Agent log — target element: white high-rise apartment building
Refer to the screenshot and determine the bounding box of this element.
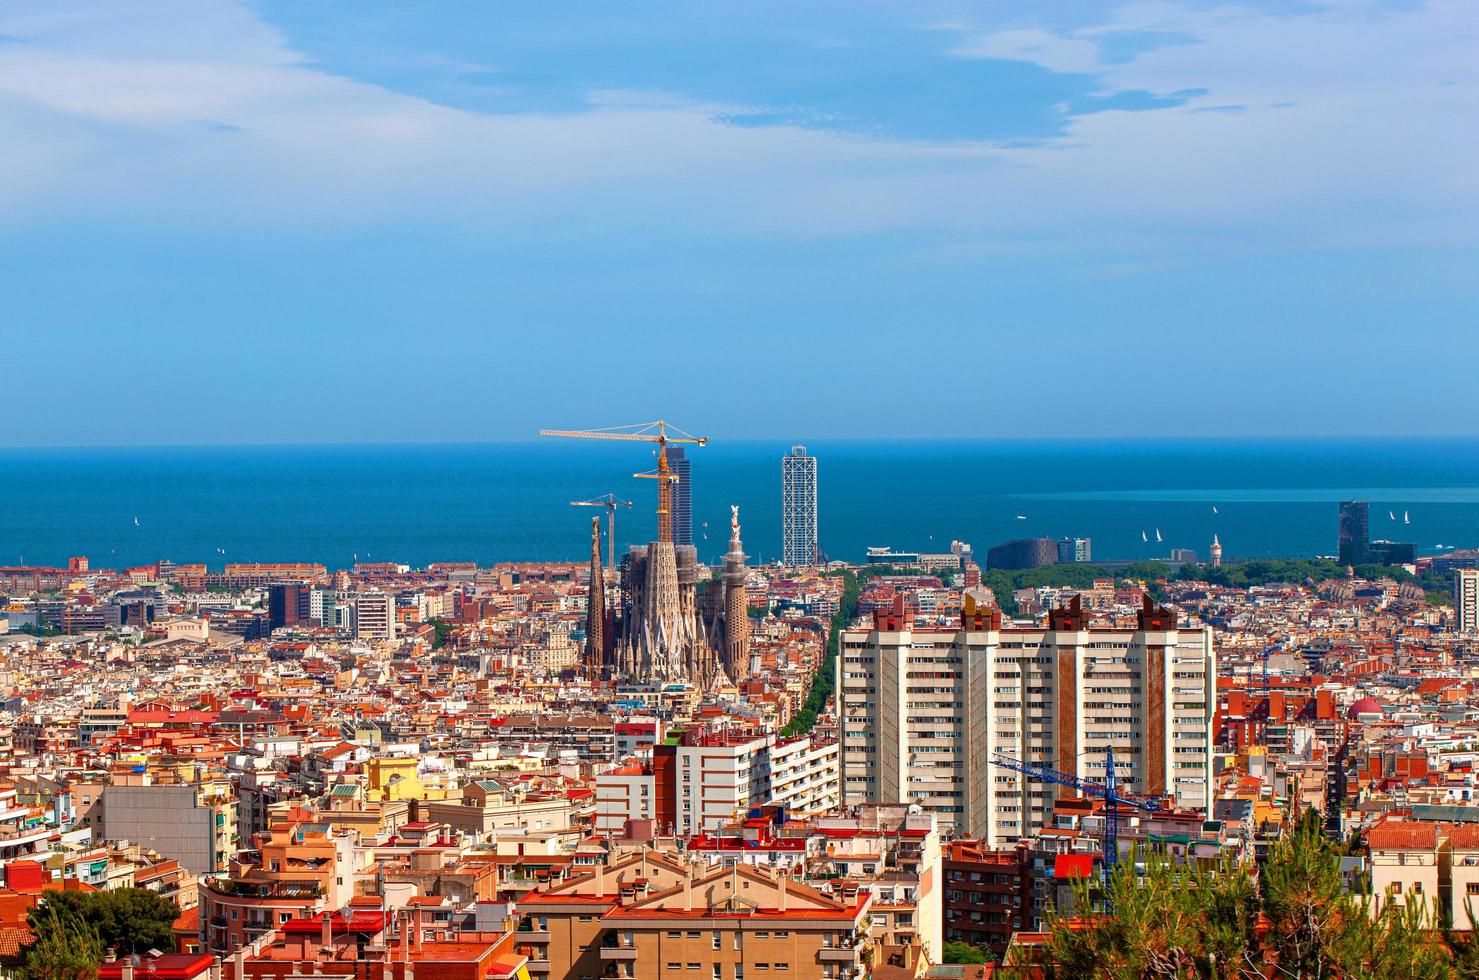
[838,596,1215,846]
[353,590,397,641]
[781,445,818,567]
[1457,569,1479,633]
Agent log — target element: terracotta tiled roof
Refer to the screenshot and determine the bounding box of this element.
[1449,825,1479,850]
[1367,821,1439,850]
[0,927,36,960]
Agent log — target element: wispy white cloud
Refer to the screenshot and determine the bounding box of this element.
[0,0,1474,253]
[950,28,1102,73]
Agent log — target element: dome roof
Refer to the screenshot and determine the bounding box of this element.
[1348,696,1383,719]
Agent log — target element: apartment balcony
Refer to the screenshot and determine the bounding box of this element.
[818,934,869,962]
[599,939,638,961]
[526,959,550,975]
[819,945,863,962]
[517,927,551,943]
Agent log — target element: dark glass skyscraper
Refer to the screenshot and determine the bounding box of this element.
[1338,500,1369,565]
[669,446,693,548]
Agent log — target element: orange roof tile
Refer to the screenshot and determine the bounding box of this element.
[1368,821,1439,850]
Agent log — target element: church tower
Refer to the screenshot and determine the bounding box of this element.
[1210,534,1223,568]
[721,505,750,680]
[585,516,605,672]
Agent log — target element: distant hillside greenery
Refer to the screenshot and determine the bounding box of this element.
[779,556,1453,734]
[980,558,1452,615]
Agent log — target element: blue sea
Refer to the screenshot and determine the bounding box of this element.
[3,439,1479,571]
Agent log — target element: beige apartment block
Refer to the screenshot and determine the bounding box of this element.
[839,595,1215,844]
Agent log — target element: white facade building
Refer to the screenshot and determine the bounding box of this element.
[594,731,840,836]
[353,590,397,641]
[1457,568,1479,633]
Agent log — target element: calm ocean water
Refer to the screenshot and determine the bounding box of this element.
[2,439,1479,571]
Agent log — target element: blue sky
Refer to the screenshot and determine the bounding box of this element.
[1,0,1475,445]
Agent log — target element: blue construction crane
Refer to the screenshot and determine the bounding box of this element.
[989,745,1160,886]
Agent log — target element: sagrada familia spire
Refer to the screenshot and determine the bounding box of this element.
[616,540,716,684]
[584,516,605,672]
[718,505,751,680]
[544,421,715,684]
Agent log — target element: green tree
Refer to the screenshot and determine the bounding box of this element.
[1043,808,1453,979]
[427,617,454,649]
[941,940,991,964]
[39,888,180,955]
[18,905,103,980]
[781,567,883,737]
[1045,853,1257,978]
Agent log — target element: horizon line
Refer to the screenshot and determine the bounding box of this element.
[6,434,1479,452]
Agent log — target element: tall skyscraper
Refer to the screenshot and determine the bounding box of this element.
[781,445,818,567]
[1338,500,1370,565]
[1457,569,1479,634]
[668,446,693,548]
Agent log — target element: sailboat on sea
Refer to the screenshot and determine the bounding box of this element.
[1155,528,1163,542]
[1141,531,1148,543]
[1404,510,1411,524]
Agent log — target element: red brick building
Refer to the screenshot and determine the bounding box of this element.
[941,840,1031,957]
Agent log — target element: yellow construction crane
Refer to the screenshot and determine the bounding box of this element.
[539,420,708,544]
[570,493,633,568]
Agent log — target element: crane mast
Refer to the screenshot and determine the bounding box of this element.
[988,745,1159,891]
[570,494,633,569]
[540,420,708,545]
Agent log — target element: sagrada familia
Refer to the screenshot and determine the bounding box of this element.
[582,502,751,688]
